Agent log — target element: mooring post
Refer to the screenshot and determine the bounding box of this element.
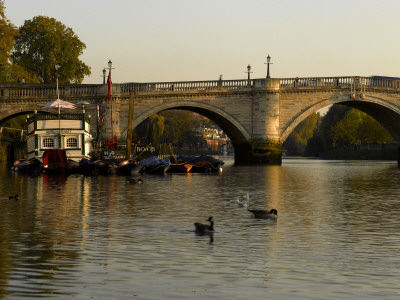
[126,89,135,160]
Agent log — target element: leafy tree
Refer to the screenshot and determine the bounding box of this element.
[0,63,39,82]
[283,112,320,155]
[0,0,17,77]
[12,16,91,83]
[0,0,17,64]
[134,110,202,149]
[134,114,165,145]
[304,105,393,156]
[331,109,363,147]
[149,114,165,145]
[161,110,200,149]
[358,114,392,144]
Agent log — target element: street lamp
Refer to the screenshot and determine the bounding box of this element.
[246,64,253,87]
[265,55,272,78]
[108,59,113,74]
[102,68,106,84]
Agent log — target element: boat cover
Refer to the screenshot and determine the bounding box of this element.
[177,155,224,166]
[43,149,70,170]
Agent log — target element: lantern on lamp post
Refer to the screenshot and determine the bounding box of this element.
[246,64,253,87]
[265,55,272,78]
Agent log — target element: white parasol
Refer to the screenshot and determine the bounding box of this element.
[43,98,77,111]
[43,99,76,135]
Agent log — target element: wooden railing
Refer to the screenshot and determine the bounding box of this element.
[1,76,400,101]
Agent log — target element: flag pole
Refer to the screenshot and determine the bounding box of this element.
[57,76,61,142]
[107,60,113,137]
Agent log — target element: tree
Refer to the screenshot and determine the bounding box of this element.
[12,16,91,83]
[149,114,165,145]
[331,109,363,147]
[283,112,320,155]
[0,1,17,72]
[358,114,392,144]
[161,110,199,149]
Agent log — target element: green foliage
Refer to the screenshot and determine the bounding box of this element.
[331,109,363,147]
[0,0,18,81]
[0,63,39,82]
[283,112,320,155]
[134,110,202,149]
[12,16,91,83]
[161,110,200,148]
[149,114,165,145]
[0,0,17,66]
[358,114,392,144]
[303,105,393,157]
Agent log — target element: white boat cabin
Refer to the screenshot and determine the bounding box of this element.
[26,112,93,161]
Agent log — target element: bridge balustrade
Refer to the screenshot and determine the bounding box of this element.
[2,76,400,101]
[280,77,354,88]
[120,79,252,94]
[0,83,102,99]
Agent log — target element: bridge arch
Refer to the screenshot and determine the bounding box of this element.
[280,96,400,142]
[128,100,253,163]
[0,104,49,123]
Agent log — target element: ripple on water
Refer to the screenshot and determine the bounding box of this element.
[1,160,400,299]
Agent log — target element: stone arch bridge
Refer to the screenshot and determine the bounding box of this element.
[1,76,400,164]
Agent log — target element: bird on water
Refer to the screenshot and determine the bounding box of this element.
[248,209,278,220]
[194,216,214,234]
[9,194,18,200]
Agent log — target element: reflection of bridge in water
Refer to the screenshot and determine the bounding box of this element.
[1,76,400,164]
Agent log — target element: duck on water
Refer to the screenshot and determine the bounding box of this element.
[194,216,214,234]
[248,209,278,220]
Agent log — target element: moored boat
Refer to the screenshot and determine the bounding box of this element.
[177,155,224,173]
[116,160,142,176]
[11,158,43,175]
[139,156,171,174]
[166,162,193,174]
[42,149,70,174]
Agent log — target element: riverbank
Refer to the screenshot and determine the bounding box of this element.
[313,148,397,160]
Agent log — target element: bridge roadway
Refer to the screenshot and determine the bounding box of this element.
[1,76,400,164]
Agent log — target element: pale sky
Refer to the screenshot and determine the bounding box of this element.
[4,0,400,84]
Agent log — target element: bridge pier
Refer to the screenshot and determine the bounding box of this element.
[235,78,282,165]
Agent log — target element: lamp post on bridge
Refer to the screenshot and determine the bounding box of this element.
[246,64,253,87]
[265,54,272,78]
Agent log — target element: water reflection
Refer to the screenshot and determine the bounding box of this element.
[1,159,400,299]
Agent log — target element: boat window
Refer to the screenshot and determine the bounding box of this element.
[43,137,55,148]
[66,137,78,148]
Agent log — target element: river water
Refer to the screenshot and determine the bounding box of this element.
[1,158,400,299]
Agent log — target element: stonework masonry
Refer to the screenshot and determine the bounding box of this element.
[2,76,400,164]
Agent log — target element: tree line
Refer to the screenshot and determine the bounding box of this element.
[133,110,216,150]
[1,1,394,159]
[0,1,90,83]
[283,105,394,158]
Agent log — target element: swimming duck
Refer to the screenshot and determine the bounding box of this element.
[9,194,18,200]
[194,216,214,234]
[229,193,249,208]
[248,209,278,220]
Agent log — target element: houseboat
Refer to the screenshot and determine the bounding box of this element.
[26,111,93,162]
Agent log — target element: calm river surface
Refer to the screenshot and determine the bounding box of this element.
[1,158,400,299]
